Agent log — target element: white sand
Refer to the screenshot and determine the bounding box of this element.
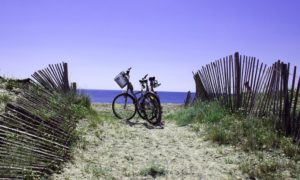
[52,105,247,180]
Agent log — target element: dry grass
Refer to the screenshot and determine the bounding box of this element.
[166,101,300,179]
[52,104,246,179]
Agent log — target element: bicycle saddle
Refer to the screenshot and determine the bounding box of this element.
[149,77,155,81]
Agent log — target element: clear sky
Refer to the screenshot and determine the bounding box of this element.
[0,0,299,92]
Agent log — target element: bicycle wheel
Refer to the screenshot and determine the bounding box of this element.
[112,93,137,120]
[137,96,148,120]
[138,92,162,124]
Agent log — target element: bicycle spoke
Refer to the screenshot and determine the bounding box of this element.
[112,93,136,120]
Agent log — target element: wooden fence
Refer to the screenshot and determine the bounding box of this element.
[194,52,300,141]
[0,62,77,178]
[32,62,70,92]
[184,91,192,107]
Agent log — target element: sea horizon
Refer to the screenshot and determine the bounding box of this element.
[78,88,195,93]
[78,89,195,104]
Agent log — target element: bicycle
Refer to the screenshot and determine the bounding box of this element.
[137,76,163,124]
[136,75,162,124]
[112,68,162,125]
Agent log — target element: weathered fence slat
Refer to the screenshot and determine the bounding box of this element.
[0,62,76,178]
[193,52,300,142]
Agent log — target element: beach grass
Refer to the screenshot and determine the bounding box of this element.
[165,101,300,179]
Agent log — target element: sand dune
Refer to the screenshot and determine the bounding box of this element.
[52,104,246,180]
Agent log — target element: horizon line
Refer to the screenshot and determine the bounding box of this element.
[77,88,195,93]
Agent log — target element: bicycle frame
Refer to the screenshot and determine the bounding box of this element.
[123,71,146,104]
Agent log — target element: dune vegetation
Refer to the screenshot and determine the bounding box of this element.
[2,75,300,179]
[165,101,300,179]
[52,103,249,179]
[0,77,97,179]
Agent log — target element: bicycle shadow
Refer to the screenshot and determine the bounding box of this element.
[125,119,164,130]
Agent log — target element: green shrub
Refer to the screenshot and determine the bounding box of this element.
[84,164,110,178]
[70,104,89,119]
[205,114,243,145]
[5,80,22,90]
[165,101,226,126]
[139,164,166,178]
[167,100,300,179]
[197,101,226,123]
[75,94,91,109]
[23,169,42,180]
[168,101,299,152]
[280,137,300,158]
[46,92,93,120]
[164,105,200,126]
[0,94,11,104]
[241,118,279,151]
[240,155,296,180]
[206,115,280,151]
[86,110,104,129]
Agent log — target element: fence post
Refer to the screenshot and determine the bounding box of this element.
[71,82,77,92]
[234,52,241,110]
[184,91,191,107]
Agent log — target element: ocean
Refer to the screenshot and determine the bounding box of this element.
[78,89,195,104]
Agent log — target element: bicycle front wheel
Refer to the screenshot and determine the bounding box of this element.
[112,93,137,120]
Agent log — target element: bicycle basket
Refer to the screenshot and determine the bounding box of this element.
[114,71,128,89]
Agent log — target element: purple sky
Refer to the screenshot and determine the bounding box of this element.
[0,0,299,92]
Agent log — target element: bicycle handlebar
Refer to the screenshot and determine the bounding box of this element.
[126,67,132,75]
[143,74,148,80]
[122,68,161,90]
[149,76,161,89]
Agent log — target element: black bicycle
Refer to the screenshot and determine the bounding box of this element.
[137,75,162,124]
[112,68,162,125]
[140,76,162,123]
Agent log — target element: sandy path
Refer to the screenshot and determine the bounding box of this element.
[52,105,246,180]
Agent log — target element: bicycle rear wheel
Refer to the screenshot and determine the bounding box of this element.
[138,93,162,125]
[137,96,148,120]
[112,93,137,120]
